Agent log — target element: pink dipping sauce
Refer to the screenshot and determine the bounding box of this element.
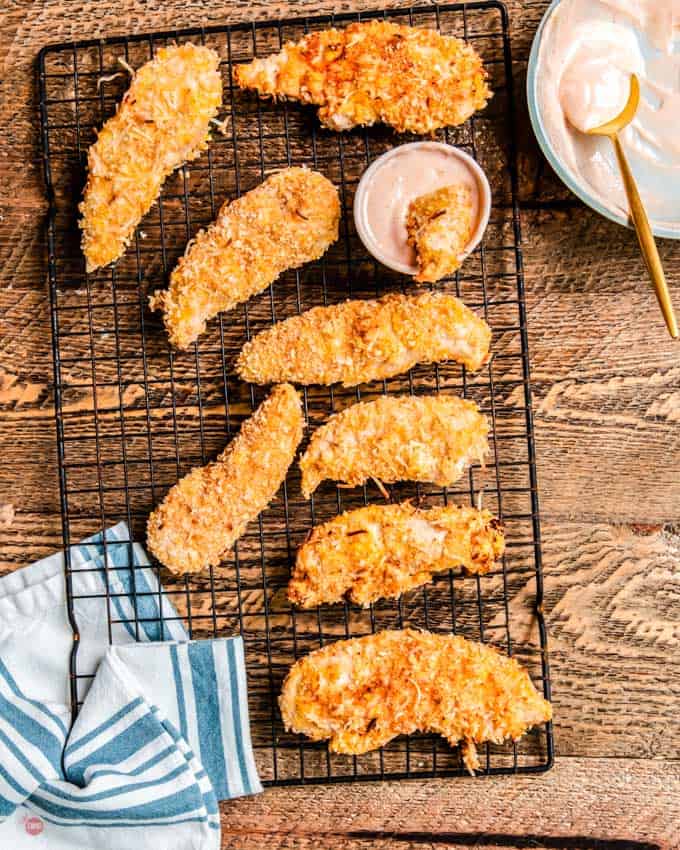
[357,143,483,272]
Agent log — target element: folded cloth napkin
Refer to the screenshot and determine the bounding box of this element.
[0,523,262,849]
[0,522,188,708]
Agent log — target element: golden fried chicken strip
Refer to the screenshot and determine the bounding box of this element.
[147,384,302,574]
[235,21,491,134]
[299,394,489,498]
[280,629,552,771]
[289,502,504,608]
[407,184,476,283]
[149,168,340,349]
[80,44,222,272]
[237,291,490,387]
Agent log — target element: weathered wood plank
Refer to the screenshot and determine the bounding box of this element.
[217,756,680,849]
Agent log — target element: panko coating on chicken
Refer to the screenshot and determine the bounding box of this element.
[299,394,489,498]
[234,21,491,134]
[80,44,222,272]
[147,384,303,574]
[279,629,552,772]
[150,168,340,349]
[406,184,477,283]
[237,291,491,387]
[289,501,505,608]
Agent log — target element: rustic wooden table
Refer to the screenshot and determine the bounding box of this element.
[1,1,679,847]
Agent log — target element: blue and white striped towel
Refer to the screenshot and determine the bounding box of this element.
[0,523,261,849]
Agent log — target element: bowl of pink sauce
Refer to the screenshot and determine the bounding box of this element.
[353,141,492,276]
[527,0,680,239]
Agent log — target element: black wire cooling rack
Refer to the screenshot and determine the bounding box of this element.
[38,1,553,785]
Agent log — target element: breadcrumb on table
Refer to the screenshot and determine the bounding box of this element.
[299,393,489,498]
[149,167,340,349]
[80,43,222,272]
[236,291,491,387]
[407,184,476,283]
[146,383,303,575]
[235,20,491,134]
[288,501,505,608]
[279,629,552,772]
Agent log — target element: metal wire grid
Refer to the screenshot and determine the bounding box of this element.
[38,1,553,786]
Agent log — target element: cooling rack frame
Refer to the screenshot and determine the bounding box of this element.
[39,0,554,786]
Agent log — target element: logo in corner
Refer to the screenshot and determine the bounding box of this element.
[24,815,44,836]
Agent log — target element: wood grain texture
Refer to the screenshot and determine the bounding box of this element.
[1,1,679,847]
[219,757,680,849]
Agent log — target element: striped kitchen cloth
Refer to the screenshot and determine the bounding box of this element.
[0,523,261,849]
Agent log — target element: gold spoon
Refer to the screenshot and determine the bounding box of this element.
[586,74,678,339]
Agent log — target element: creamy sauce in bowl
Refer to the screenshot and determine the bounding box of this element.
[559,39,633,132]
[353,142,491,274]
[533,0,680,235]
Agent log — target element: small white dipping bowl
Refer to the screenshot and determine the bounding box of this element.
[353,141,492,276]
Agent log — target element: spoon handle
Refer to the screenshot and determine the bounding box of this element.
[612,134,678,339]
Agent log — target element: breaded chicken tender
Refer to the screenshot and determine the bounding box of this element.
[235,21,491,134]
[280,629,552,772]
[149,168,340,349]
[407,184,476,283]
[237,291,490,387]
[80,44,222,272]
[299,394,489,498]
[147,384,302,574]
[289,501,505,608]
